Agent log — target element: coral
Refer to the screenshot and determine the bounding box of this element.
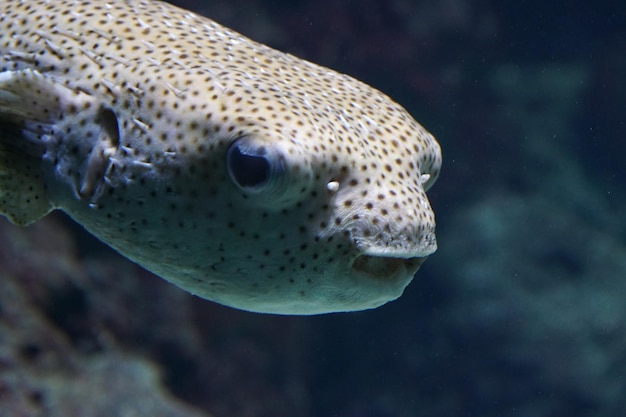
[0,217,209,417]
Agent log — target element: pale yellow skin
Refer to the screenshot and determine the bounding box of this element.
[0,0,441,314]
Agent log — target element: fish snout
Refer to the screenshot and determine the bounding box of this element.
[343,212,436,281]
[338,191,438,255]
[347,211,437,257]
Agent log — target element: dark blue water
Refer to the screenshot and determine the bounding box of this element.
[182,1,626,416]
[1,1,624,416]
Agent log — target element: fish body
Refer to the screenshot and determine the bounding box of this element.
[0,0,441,314]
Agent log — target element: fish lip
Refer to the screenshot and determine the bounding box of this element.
[347,223,438,260]
[351,253,426,281]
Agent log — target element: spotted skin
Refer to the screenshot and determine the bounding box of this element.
[0,0,442,314]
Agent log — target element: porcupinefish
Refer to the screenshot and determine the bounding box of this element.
[0,0,441,314]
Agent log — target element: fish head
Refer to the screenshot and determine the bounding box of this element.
[0,0,442,315]
[168,73,442,314]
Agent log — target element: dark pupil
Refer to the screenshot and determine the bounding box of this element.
[228,144,270,187]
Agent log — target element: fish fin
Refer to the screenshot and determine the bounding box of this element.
[0,69,70,225]
[0,69,77,121]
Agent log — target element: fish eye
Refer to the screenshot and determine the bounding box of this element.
[227,139,284,193]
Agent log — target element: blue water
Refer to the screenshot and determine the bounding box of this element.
[1,1,624,416]
[178,1,626,416]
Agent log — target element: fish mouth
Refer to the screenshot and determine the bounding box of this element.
[351,254,426,280]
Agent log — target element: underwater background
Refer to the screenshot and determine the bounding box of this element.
[1,0,625,416]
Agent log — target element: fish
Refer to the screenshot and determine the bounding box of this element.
[0,0,442,315]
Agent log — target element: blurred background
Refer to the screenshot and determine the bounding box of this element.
[1,0,625,416]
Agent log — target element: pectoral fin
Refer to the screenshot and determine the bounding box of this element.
[0,69,89,225]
